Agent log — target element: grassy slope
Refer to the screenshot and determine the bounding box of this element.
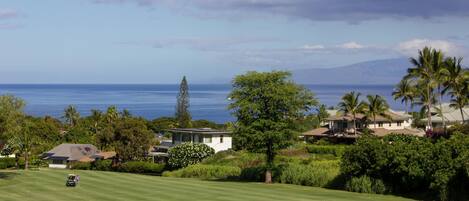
[0,169,414,201]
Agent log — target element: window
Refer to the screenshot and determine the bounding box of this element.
[397,121,402,126]
[389,122,392,127]
[198,134,203,143]
[378,122,383,127]
[220,135,224,143]
[52,160,63,164]
[182,134,192,142]
[203,135,212,143]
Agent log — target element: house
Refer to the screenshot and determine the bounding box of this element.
[42,144,115,168]
[422,103,469,128]
[166,128,232,152]
[303,109,424,141]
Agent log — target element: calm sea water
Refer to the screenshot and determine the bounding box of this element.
[0,84,403,123]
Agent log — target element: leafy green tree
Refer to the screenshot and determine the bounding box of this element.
[364,95,390,129]
[64,125,94,144]
[105,105,119,124]
[63,105,80,127]
[337,91,366,135]
[175,76,191,128]
[392,79,415,113]
[148,117,177,135]
[167,143,214,169]
[113,118,153,162]
[228,71,317,183]
[0,95,26,169]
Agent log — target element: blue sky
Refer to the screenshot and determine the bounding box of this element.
[0,0,468,83]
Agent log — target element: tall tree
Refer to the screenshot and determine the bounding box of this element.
[405,47,438,130]
[0,95,26,169]
[364,95,390,128]
[412,86,437,124]
[392,79,415,113]
[444,57,468,123]
[113,118,153,162]
[63,105,80,127]
[432,50,448,130]
[228,71,317,183]
[175,76,191,128]
[337,91,366,135]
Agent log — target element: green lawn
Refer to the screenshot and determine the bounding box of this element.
[0,169,414,201]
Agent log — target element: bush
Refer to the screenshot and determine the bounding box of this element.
[94,160,112,171]
[341,134,469,200]
[0,158,16,169]
[117,161,165,174]
[306,145,347,157]
[279,160,340,187]
[168,143,215,169]
[70,162,92,170]
[345,176,387,194]
[163,164,241,180]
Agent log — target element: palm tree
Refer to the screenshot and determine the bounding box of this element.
[338,91,366,135]
[412,86,437,126]
[90,109,103,134]
[105,106,119,124]
[432,50,448,130]
[392,79,415,113]
[405,47,438,130]
[444,57,469,123]
[364,95,390,128]
[315,104,329,127]
[63,105,80,127]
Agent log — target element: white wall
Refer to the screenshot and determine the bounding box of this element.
[49,164,67,169]
[172,134,232,152]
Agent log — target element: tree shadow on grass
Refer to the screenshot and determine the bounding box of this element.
[0,172,19,180]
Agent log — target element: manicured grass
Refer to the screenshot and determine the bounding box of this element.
[0,169,414,201]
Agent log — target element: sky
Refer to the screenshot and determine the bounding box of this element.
[0,0,468,84]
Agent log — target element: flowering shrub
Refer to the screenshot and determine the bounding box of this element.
[168,143,215,169]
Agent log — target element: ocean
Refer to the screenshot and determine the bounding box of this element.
[0,84,403,123]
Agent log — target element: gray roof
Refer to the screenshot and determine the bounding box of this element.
[43,144,98,161]
[167,128,231,135]
[423,104,469,123]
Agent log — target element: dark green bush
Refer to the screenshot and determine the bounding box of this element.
[70,162,92,170]
[345,175,387,194]
[118,161,165,173]
[0,158,16,169]
[168,143,215,169]
[94,160,112,171]
[163,164,241,180]
[117,161,165,174]
[341,134,469,200]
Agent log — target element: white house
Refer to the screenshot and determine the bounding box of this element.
[303,109,424,140]
[168,128,232,152]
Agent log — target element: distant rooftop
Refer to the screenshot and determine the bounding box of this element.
[167,128,231,135]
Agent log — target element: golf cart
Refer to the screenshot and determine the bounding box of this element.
[66,174,80,187]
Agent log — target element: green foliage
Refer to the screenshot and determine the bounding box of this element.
[117,161,165,174]
[94,160,112,171]
[448,123,469,135]
[113,118,153,162]
[70,162,92,170]
[306,145,347,157]
[228,71,317,182]
[341,134,469,200]
[175,76,191,128]
[279,161,340,187]
[148,117,177,134]
[163,164,241,180]
[0,158,17,169]
[345,175,387,194]
[191,119,223,129]
[64,125,95,144]
[63,105,80,127]
[168,143,215,169]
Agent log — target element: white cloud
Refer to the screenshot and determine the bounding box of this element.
[339,41,364,49]
[397,38,462,56]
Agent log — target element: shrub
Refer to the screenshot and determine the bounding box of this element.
[94,160,112,171]
[345,176,373,193]
[163,164,241,180]
[168,143,215,169]
[70,162,92,170]
[279,160,340,187]
[0,158,16,169]
[117,161,165,174]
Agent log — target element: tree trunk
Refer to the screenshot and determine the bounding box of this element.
[427,87,433,131]
[460,108,466,124]
[24,151,29,170]
[265,139,273,184]
[438,86,446,133]
[373,116,376,129]
[353,114,356,135]
[15,154,19,169]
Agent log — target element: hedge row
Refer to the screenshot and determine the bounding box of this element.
[163,164,241,180]
[71,160,165,174]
